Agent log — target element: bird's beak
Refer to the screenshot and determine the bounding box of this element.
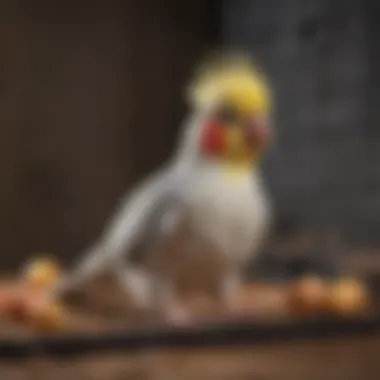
[244,114,271,150]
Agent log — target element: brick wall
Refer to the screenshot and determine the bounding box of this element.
[223,0,378,245]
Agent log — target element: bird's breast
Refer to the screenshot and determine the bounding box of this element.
[180,164,269,259]
[149,164,270,292]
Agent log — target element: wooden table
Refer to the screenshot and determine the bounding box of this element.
[0,268,379,380]
[0,334,379,380]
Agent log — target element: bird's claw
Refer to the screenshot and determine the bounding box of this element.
[162,303,194,326]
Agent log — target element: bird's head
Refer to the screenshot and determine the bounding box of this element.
[187,53,272,169]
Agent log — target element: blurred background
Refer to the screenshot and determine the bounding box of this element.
[0,0,219,267]
[0,0,377,262]
[0,0,380,378]
[0,0,378,272]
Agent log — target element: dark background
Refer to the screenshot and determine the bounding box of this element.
[0,0,218,266]
[0,0,378,268]
[223,0,380,246]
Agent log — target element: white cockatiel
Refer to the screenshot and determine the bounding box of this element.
[52,53,273,322]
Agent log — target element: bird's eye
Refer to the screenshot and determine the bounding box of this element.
[215,104,238,124]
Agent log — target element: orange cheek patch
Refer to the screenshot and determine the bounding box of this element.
[200,121,225,156]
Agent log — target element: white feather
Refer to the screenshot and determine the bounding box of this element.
[147,162,271,293]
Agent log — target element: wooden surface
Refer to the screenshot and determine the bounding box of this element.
[0,335,379,380]
[0,277,379,379]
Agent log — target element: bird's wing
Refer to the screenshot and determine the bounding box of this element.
[52,165,187,294]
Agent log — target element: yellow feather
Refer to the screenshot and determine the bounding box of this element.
[220,127,260,182]
[188,52,271,115]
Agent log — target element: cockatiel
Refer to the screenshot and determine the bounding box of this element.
[52,53,273,322]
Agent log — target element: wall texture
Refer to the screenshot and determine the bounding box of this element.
[223,0,378,245]
[0,0,219,267]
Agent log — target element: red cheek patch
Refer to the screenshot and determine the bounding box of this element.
[200,121,225,155]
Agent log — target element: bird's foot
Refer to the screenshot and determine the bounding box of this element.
[162,302,194,326]
[220,296,247,321]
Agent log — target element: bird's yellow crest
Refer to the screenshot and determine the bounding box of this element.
[188,53,271,115]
